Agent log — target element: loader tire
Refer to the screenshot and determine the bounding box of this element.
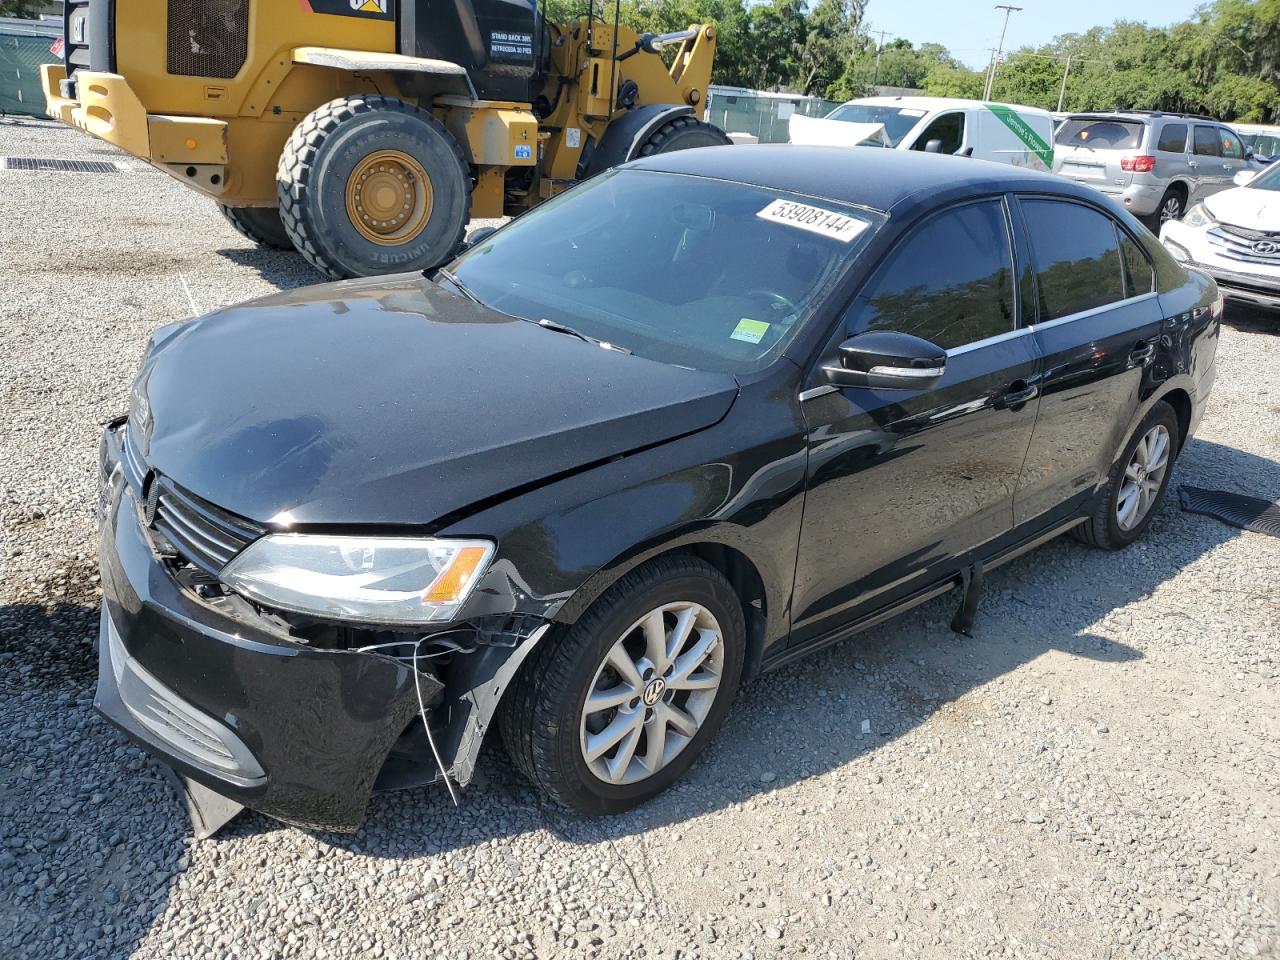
[219,205,295,251]
[634,116,732,158]
[277,95,469,279]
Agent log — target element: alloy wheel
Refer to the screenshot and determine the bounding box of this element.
[1116,424,1171,531]
[579,602,725,785]
[1160,196,1182,223]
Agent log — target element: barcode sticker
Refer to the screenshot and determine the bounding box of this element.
[756,199,869,243]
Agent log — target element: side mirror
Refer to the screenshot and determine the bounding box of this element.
[465,225,499,248]
[1234,169,1257,186]
[823,330,947,390]
[923,139,944,154]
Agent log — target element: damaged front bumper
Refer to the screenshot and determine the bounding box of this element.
[95,423,545,835]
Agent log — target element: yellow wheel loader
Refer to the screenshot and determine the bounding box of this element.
[41,0,729,278]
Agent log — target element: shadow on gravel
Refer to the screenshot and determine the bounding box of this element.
[1,437,1273,958]
[1223,302,1279,336]
[215,246,325,291]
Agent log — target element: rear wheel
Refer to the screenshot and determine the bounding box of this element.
[634,116,732,158]
[499,554,745,814]
[277,95,469,279]
[1074,400,1180,550]
[219,205,294,251]
[1155,187,1186,226]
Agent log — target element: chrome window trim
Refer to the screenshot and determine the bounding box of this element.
[1027,290,1159,333]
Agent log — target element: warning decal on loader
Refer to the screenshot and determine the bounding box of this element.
[305,0,395,20]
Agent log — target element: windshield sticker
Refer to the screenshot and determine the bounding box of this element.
[756,199,869,242]
[731,318,771,344]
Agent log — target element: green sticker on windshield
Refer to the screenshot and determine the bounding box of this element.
[731,318,770,344]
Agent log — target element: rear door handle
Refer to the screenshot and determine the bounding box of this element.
[1000,380,1038,408]
[1129,341,1156,364]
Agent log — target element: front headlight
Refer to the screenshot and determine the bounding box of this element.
[1183,202,1217,228]
[221,535,495,625]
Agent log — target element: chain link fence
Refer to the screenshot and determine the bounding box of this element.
[704,86,842,144]
[1,17,60,118]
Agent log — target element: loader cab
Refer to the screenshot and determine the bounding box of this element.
[400,0,547,102]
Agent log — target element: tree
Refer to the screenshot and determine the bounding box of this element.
[0,0,42,16]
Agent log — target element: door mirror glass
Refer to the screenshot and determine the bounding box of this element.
[1234,169,1257,187]
[824,331,946,390]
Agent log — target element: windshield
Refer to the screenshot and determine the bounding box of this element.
[448,170,880,373]
[823,104,926,146]
[1055,118,1144,149]
[1241,132,1280,157]
[1246,160,1280,191]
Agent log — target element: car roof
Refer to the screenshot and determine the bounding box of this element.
[842,95,1052,118]
[626,144,1093,214]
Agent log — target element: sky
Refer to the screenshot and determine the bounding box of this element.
[865,0,1206,70]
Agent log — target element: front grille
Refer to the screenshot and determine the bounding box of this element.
[123,425,260,574]
[152,480,260,575]
[167,0,249,79]
[1207,226,1280,266]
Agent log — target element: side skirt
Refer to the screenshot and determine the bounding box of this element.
[763,515,1087,673]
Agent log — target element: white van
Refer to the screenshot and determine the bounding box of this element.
[789,96,1056,172]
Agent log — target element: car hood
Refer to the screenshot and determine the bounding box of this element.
[131,274,738,527]
[1205,185,1280,228]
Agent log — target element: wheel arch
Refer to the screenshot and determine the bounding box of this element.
[580,104,693,178]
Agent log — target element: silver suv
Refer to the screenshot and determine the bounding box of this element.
[1053,111,1261,227]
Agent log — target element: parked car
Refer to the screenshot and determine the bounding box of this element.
[788,96,1056,171]
[1232,123,1280,163]
[1053,111,1264,227]
[96,146,1220,836]
[1160,160,1280,309]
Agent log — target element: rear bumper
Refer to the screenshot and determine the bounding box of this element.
[1053,171,1164,216]
[40,64,228,190]
[96,426,439,833]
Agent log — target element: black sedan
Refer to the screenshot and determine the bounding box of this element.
[96,146,1220,834]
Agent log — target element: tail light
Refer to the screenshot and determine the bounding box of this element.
[1120,155,1157,173]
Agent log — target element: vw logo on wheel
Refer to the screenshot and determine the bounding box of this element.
[1252,239,1280,256]
[642,678,667,707]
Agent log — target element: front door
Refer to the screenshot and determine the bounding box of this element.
[791,198,1041,646]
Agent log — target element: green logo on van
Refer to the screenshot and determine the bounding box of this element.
[985,104,1054,169]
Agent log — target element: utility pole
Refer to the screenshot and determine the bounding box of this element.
[871,29,889,88]
[983,4,1022,100]
[1056,51,1073,112]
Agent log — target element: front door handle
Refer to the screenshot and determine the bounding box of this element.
[1129,341,1156,365]
[1000,379,1038,408]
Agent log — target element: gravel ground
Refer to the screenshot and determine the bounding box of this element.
[1,118,1278,960]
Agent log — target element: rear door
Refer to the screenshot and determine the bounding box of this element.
[1218,126,1248,185]
[791,198,1041,645]
[1190,124,1224,200]
[1011,196,1164,526]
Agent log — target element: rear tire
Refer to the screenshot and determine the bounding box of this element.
[1074,400,1181,550]
[277,95,470,279]
[634,116,732,158]
[499,554,745,815]
[1154,187,1186,228]
[219,205,294,251]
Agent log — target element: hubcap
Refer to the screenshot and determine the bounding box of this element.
[579,602,724,785]
[1116,424,1171,531]
[345,150,434,246]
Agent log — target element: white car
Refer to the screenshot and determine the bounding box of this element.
[788,96,1056,172]
[1160,162,1280,310]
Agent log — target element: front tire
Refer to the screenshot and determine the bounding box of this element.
[277,95,470,279]
[634,116,732,158]
[1074,400,1180,550]
[499,554,745,814]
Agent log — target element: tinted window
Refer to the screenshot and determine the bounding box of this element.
[1193,125,1222,157]
[1156,123,1187,153]
[913,112,965,154]
[1056,118,1144,149]
[1021,199,1126,321]
[1220,128,1244,159]
[845,200,1014,349]
[1119,230,1154,296]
